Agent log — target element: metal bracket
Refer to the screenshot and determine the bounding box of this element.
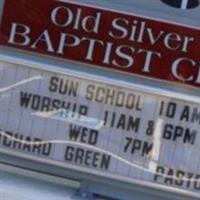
[72,183,95,200]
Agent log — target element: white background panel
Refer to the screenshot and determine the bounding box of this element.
[0,61,200,194]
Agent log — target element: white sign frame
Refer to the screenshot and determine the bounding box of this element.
[0,52,200,199]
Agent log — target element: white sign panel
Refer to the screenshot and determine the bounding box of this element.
[0,61,200,194]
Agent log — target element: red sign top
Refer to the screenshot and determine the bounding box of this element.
[0,0,200,88]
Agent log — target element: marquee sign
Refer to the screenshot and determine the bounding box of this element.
[0,61,200,194]
[0,0,200,88]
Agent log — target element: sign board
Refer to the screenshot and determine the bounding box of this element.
[0,0,200,88]
[0,61,200,194]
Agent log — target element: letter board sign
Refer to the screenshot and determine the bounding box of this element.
[0,61,200,194]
